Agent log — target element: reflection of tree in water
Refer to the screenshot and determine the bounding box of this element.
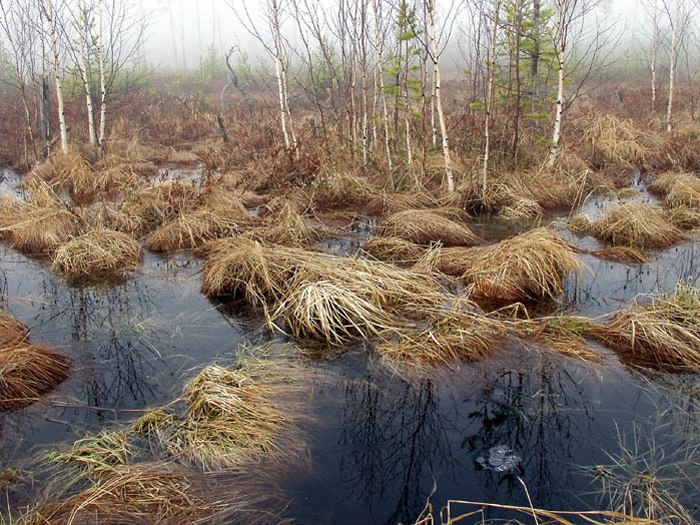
[36,276,166,411]
[463,352,594,508]
[338,363,459,525]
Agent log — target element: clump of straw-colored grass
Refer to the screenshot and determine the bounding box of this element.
[0,183,84,254]
[131,363,291,470]
[202,237,448,316]
[458,228,583,306]
[583,114,660,167]
[145,210,242,252]
[511,315,604,363]
[361,236,427,266]
[75,202,144,235]
[272,280,400,344]
[0,309,70,410]
[29,462,224,525]
[53,429,130,475]
[52,229,142,281]
[585,203,689,249]
[376,308,506,366]
[649,171,700,209]
[124,181,200,233]
[595,283,700,370]
[244,203,327,248]
[377,209,483,247]
[365,191,434,215]
[664,205,700,230]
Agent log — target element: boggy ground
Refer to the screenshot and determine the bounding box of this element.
[1,79,700,524]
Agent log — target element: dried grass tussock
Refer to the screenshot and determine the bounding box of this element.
[125,180,200,233]
[376,209,483,247]
[361,236,427,266]
[145,209,242,252]
[272,280,400,344]
[0,309,69,410]
[583,114,660,167]
[376,308,506,366]
[244,203,327,248]
[52,229,143,280]
[29,462,238,525]
[0,187,83,254]
[649,171,700,209]
[511,315,604,363]
[202,237,447,316]
[133,362,294,470]
[580,203,689,249]
[596,284,700,370]
[458,228,583,305]
[589,246,649,264]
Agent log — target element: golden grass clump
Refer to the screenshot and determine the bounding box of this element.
[511,315,604,363]
[75,202,144,235]
[376,309,506,366]
[29,462,224,525]
[272,280,400,344]
[583,114,660,167]
[596,283,700,370]
[458,228,583,306]
[202,237,448,315]
[201,237,293,306]
[0,309,70,410]
[649,171,700,209]
[586,203,689,249]
[145,209,242,252]
[124,181,201,233]
[243,203,327,248]
[376,209,483,247]
[51,229,143,281]
[360,236,427,266]
[664,205,700,230]
[365,191,434,215]
[131,363,291,470]
[0,187,83,255]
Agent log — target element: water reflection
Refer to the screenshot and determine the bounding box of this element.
[462,351,595,508]
[339,366,458,525]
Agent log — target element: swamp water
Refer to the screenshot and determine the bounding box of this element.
[1,169,700,524]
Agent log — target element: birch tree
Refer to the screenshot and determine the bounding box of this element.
[425,0,454,191]
[483,0,500,192]
[665,0,679,132]
[43,0,69,154]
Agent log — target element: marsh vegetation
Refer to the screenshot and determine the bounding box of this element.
[2,0,700,523]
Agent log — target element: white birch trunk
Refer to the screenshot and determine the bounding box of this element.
[483,0,500,192]
[650,0,658,111]
[272,0,295,149]
[46,0,69,155]
[371,0,392,171]
[77,0,97,146]
[546,0,565,167]
[666,0,679,133]
[428,0,453,192]
[97,0,107,147]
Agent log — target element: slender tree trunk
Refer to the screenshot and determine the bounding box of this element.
[40,76,51,156]
[650,0,657,111]
[46,0,69,154]
[97,0,107,147]
[77,0,97,146]
[360,0,369,165]
[483,0,501,193]
[169,0,179,69]
[546,0,565,166]
[427,0,453,192]
[271,0,296,149]
[666,0,679,133]
[371,0,392,171]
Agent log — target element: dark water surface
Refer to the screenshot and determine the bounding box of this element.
[1,170,699,524]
